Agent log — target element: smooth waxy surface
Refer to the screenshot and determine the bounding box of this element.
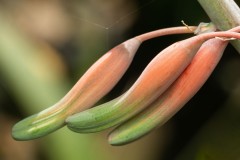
[12,26,197,140]
[109,39,228,145]
[66,36,206,133]
[12,38,141,140]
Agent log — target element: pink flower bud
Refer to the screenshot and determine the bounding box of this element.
[108,39,228,145]
[66,28,240,134]
[12,26,196,140]
[12,38,141,140]
[109,26,240,145]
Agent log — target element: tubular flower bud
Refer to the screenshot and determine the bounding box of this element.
[12,26,196,140]
[11,38,140,140]
[108,39,228,145]
[108,26,240,145]
[66,27,240,134]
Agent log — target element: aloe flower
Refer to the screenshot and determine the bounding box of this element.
[66,33,206,132]
[108,26,240,145]
[12,26,196,140]
[108,38,228,145]
[66,27,240,134]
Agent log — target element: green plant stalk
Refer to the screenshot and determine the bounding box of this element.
[0,13,70,114]
[198,0,240,54]
[0,11,120,160]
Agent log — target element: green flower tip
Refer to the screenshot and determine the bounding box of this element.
[66,97,122,133]
[66,111,94,132]
[108,131,131,146]
[12,112,65,140]
[108,121,152,146]
[12,114,43,140]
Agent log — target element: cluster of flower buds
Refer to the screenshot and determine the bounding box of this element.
[12,23,240,145]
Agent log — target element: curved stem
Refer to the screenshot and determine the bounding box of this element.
[197,30,240,42]
[135,26,197,42]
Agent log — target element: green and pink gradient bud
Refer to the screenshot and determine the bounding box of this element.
[108,38,228,145]
[66,36,205,133]
[11,38,141,140]
[108,26,240,145]
[12,26,196,140]
[66,27,240,134]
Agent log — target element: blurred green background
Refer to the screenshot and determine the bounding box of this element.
[0,0,240,160]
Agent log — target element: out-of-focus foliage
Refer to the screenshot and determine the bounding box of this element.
[176,82,240,160]
[0,0,163,159]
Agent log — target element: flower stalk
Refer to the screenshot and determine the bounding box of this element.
[198,0,240,54]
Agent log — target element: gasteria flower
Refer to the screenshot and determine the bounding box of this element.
[66,26,240,135]
[12,26,196,140]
